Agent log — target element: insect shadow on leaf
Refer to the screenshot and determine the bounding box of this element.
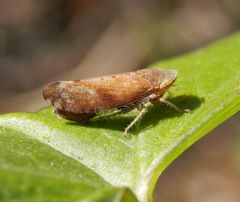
[138,95,204,132]
[66,95,204,134]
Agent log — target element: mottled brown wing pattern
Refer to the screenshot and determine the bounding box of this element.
[43,72,153,113]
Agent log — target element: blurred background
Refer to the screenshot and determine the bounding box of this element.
[0,0,239,201]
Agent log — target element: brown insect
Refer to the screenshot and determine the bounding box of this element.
[43,69,189,136]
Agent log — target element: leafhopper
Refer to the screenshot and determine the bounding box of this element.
[43,69,189,136]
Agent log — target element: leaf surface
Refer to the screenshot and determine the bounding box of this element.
[1,33,240,202]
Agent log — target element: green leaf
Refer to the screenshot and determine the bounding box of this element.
[1,32,240,202]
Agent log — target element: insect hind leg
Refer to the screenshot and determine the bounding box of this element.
[124,105,147,137]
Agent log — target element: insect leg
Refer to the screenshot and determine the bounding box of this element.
[159,98,190,113]
[111,107,135,116]
[124,105,147,137]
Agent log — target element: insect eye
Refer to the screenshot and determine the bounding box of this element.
[160,79,173,89]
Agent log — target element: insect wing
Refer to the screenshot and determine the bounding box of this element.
[43,72,153,113]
